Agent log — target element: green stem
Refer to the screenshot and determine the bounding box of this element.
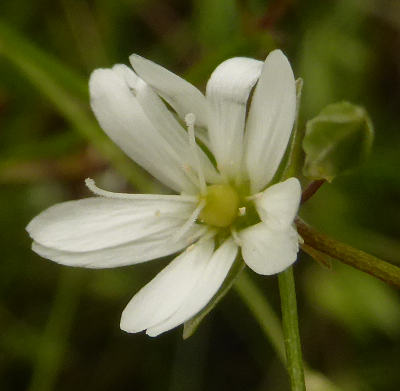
[296,218,400,288]
[300,179,326,204]
[278,267,306,391]
[28,270,85,391]
[235,273,343,391]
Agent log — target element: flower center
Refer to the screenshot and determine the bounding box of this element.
[199,184,240,228]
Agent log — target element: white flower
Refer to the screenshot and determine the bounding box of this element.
[26,49,301,337]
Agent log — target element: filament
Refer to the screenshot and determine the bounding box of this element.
[85,178,198,202]
[185,113,207,195]
[230,227,242,246]
[172,199,206,242]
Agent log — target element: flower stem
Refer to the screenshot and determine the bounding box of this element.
[278,267,306,391]
[296,218,400,288]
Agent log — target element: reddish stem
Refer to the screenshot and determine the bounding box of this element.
[301,179,326,204]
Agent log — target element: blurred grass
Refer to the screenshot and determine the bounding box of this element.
[0,0,399,390]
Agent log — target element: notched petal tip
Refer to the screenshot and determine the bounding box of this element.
[145,329,160,337]
[119,311,141,334]
[118,240,214,336]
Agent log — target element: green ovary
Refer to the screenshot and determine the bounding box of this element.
[199,184,240,228]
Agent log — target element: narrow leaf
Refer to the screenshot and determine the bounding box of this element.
[0,21,157,192]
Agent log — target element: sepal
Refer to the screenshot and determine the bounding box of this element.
[303,101,373,181]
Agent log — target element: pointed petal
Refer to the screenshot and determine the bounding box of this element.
[129,54,208,127]
[239,223,299,275]
[244,50,297,193]
[113,64,220,184]
[120,239,214,333]
[206,57,263,180]
[255,178,301,230]
[27,197,197,252]
[147,238,238,336]
[31,225,206,268]
[89,67,197,193]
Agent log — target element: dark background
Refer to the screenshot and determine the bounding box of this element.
[0,0,399,390]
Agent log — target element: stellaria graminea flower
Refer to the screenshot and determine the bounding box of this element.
[26,50,301,336]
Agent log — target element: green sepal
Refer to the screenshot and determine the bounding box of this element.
[302,101,374,182]
[276,78,304,182]
[183,257,245,339]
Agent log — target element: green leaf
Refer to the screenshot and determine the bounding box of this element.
[0,20,158,192]
[183,257,245,339]
[0,21,87,99]
[302,101,374,182]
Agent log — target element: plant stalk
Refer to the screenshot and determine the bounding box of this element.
[278,267,306,391]
[300,180,326,204]
[296,218,400,288]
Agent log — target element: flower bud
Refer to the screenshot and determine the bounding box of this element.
[303,101,374,181]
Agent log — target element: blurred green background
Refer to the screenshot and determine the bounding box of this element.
[1,0,399,390]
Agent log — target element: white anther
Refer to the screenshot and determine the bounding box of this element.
[185,112,196,127]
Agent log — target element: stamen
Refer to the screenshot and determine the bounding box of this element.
[172,199,206,242]
[85,178,198,202]
[185,113,206,195]
[245,192,263,201]
[238,206,246,216]
[230,227,242,246]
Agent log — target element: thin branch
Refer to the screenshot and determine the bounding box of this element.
[301,179,326,204]
[296,218,400,288]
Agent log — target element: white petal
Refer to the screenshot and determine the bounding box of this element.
[113,64,220,185]
[120,239,214,333]
[27,197,196,252]
[147,238,238,336]
[129,54,208,127]
[206,57,263,180]
[244,50,297,193]
[31,225,206,268]
[255,178,301,230]
[89,67,197,193]
[240,223,299,275]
